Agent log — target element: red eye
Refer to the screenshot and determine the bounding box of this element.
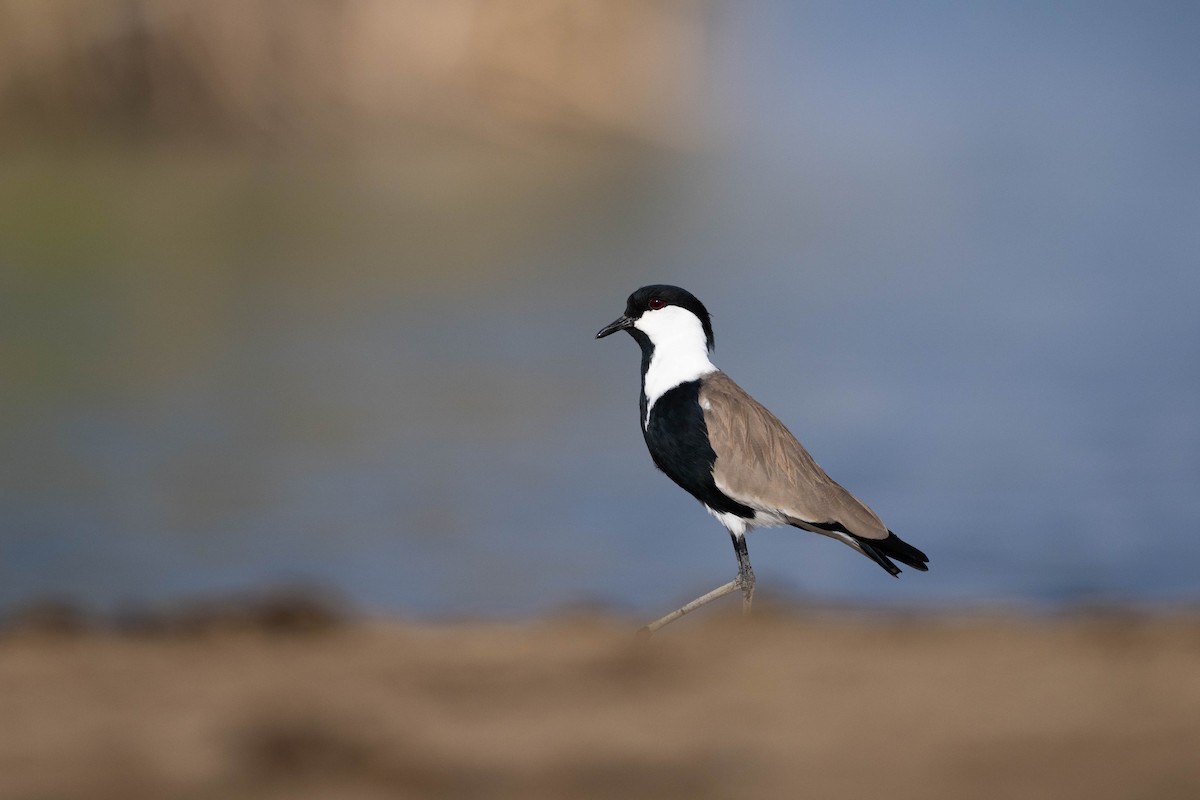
[648,297,665,310]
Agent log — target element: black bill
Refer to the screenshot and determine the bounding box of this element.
[595,315,634,339]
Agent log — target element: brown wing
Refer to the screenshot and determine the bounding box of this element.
[699,371,889,540]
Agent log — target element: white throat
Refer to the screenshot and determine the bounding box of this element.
[636,305,717,428]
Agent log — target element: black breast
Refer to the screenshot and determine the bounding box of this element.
[642,380,755,518]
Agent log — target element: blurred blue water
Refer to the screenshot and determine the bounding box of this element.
[3,2,1199,616]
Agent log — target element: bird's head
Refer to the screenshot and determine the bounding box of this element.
[595,285,715,353]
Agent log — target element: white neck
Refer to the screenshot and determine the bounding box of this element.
[636,306,717,427]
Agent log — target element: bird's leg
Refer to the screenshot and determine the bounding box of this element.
[637,533,757,637]
[637,579,740,637]
[732,533,755,615]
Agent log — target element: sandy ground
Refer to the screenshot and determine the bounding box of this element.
[2,604,1199,800]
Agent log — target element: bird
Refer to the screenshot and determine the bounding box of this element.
[596,284,928,634]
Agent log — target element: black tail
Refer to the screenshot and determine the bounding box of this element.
[854,530,929,577]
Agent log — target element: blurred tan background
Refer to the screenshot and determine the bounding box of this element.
[0,0,706,145]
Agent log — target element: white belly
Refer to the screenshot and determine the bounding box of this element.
[705,506,788,537]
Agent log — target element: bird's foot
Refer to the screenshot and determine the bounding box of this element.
[737,568,755,616]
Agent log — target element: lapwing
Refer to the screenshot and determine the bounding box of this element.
[596,285,928,634]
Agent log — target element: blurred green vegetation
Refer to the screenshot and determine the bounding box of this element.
[0,141,673,407]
